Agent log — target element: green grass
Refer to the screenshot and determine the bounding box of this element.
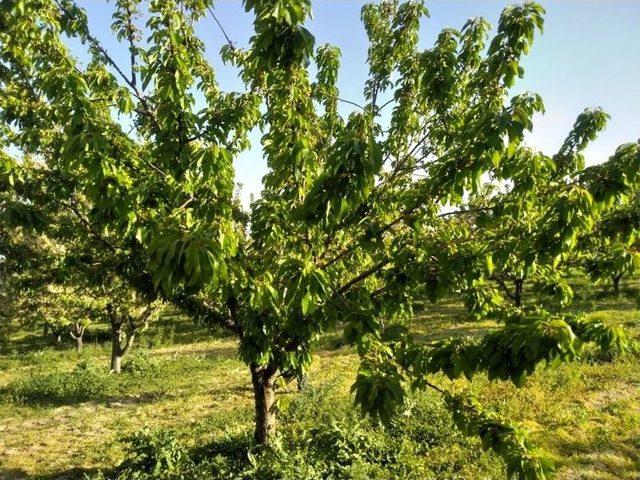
[0,282,639,479]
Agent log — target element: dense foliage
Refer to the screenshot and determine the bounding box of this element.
[583,194,640,293]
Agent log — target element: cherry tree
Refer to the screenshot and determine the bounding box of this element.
[1,1,638,477]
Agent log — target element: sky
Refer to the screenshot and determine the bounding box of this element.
[75,1,640,206]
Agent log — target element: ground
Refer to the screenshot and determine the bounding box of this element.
[0,281,639,479]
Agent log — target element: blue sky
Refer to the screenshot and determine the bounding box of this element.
[76,1,640,206]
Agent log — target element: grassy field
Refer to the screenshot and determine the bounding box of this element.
[1,282,639,479]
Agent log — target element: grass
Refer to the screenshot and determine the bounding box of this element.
[0,281,639,479]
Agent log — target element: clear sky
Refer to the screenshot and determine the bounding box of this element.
[76,1,640,206]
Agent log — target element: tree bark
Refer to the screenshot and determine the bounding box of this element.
[110,321,124,373]
[514,278,524,307]
[106,302,141,373]
[612,274,622,294]
[70,324,85,353]
[48,323,63,344]
[296,371,308,392]
[110,349,123,373]
[109,330,134,373]
[251,363,278,445]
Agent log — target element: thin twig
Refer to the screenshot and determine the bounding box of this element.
[207,6,235,48]
[338,98,366,111]
[54,0,159,130]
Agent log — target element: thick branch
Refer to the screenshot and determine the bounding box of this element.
[335,259,390,296]
[58,200,117,253]
[173,293,241,336]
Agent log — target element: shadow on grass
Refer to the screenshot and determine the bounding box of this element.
[189,432,254,467]
[2,309,235,358]
[0,466,107,480]
[412,322,498,343]
[0,434,255,480]
[552,435,640,479]
[0,333,62,355]
[0,366,179,408]
[1,383,172,408]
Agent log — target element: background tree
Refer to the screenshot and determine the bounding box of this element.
[582,195,640,294]
[0,153,161,365]
[458,108,611,310]
[104,284,161,373]
[1,2,638,478]
[37,285,98,351]
[584,241,640,294]
[0,154,61,343]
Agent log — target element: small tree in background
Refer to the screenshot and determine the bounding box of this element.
[0,155,161,365]
[0,158,62,343]
[584,242,639,294]
[583,194,640,294]
[38,285,98,351]
[457,109,612,310]
[1,1,639,477]
[105,287,161,373]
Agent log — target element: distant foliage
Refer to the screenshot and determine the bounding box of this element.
[121,350,161,376]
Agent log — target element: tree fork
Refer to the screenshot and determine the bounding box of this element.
[107,304,136,373]
[69,323,85,353]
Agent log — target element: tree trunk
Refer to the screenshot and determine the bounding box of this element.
[110,324,124,373]
[612,275,621,294]
[109,332,135,373]
[111,344,123,373]
[251,364,278,445]
[47,323,63,344]
[50,328,62,344]
[108,304,128,373]
[514,278,524,307]
[70,324,84,353]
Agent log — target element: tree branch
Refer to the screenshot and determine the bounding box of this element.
[54,0,159,130]
[173,293,241,336]
[207,6,235,49]
[338,98,366,111]
[335,259,390,296]
[58,200,117,253]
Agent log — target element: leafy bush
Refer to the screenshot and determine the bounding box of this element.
[122,351,160,376]
[627,339,640,359]
[143,325,177,349]
[252,385,503,480]
[119,428,190,478]
[381,322,411,342]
